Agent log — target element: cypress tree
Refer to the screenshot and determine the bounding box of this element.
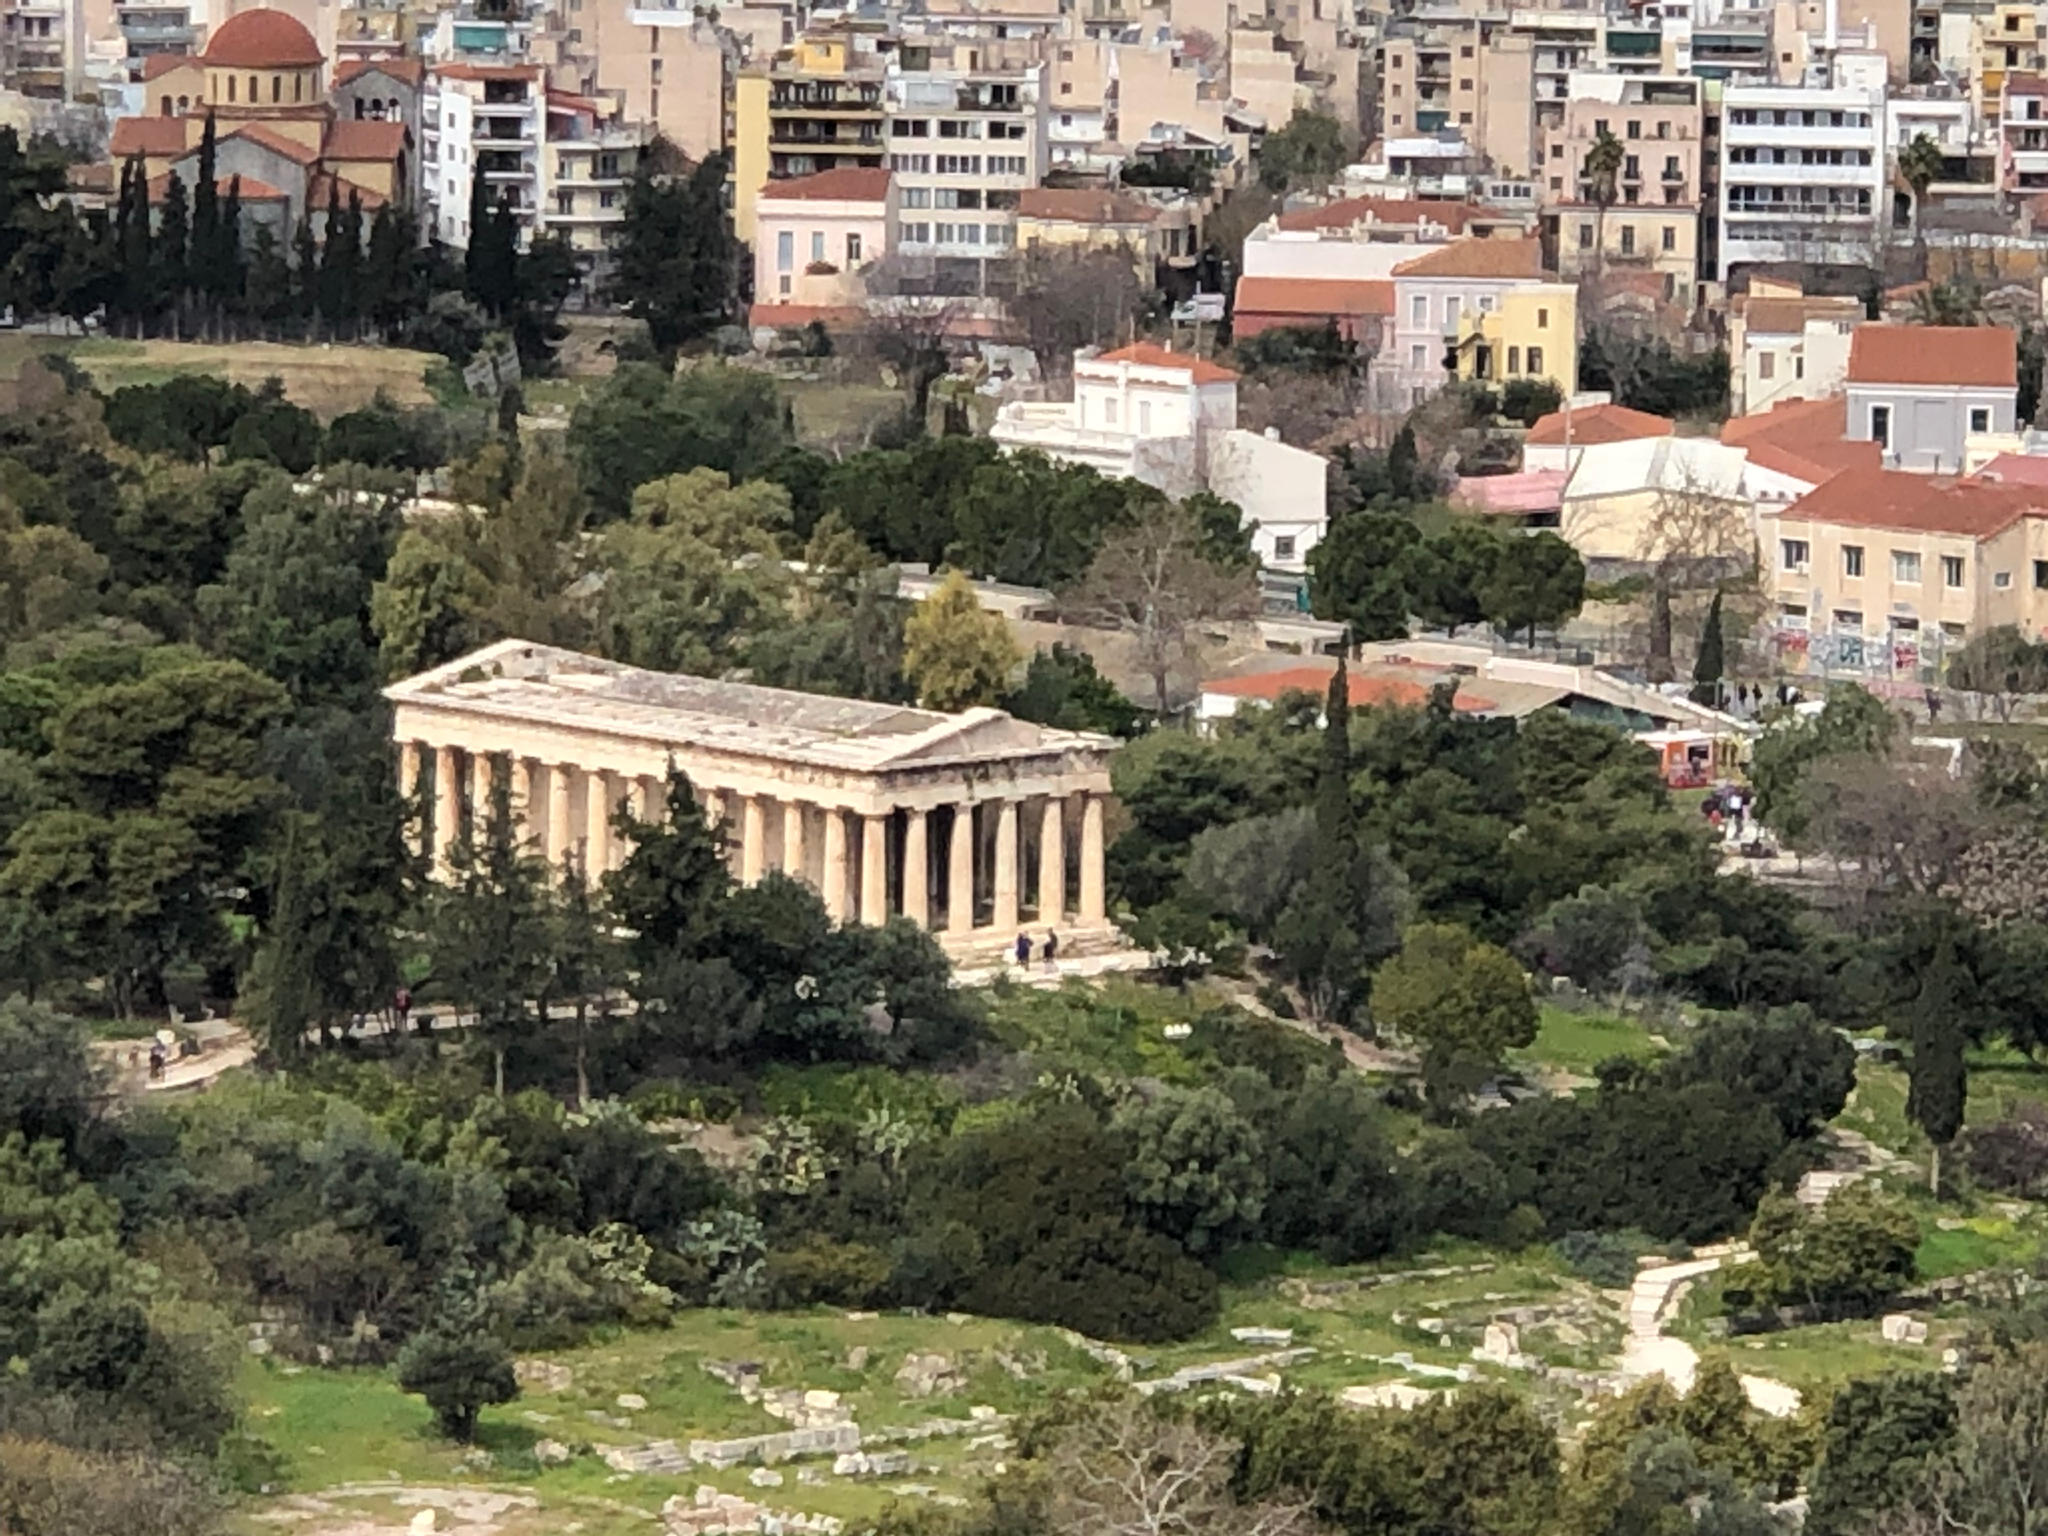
[291,206,318,331]
[362,202,406,337]
[1907,938,1969,1197]
[463,166,491,306]
[192,110,219,305]
[219,173,244,323]
[119,153,151,333]
[157,170,190,329]
[1278,655,1370,1024]
[1691,590,1727,707]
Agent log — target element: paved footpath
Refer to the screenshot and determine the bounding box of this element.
[1619,1246,1801,1417]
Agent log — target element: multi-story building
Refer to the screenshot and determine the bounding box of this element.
[753,165,892,312]
[1727,279,1863,414]
[884,40,1046,289]
[1451,279,1581,398]
[731,25,886,247]
[1846,324,2019,473]
[424,61,541,246]
[1976,1,2045,125]
[583,0,733,165]
[1378,14,1537,178]
[1376,236,1559,406]
[544,90,646,273]
[2003,70,2048,191]
[1716,57,1888,281]
[1542,73,1707,303]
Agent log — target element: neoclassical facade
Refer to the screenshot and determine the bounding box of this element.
[386,641,1119,952]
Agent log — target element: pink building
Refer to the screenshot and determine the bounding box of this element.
[750,166,895,323]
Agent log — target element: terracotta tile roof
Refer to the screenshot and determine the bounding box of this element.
[336,56,423,85]
[1275,195,1481,235]
[109,117,194,158]
[322,119,407,160]
[1741,294,1861,333]
[1232,275,1394,318]
[1778,467,2046,538]
[1972,452,2048,486]
[1091,341,1238,384]
[309,171,389,210]
[2009,71,2048,94]
[226,120,322,165]
[1846,324,2017,388]
[142,53,200,80]
[748,302,867,328]
[757,166,890,202]
[147,171,288,203]
[1015,187,1159,223]
[1205,664,1496,712]
[1526,402,1672,446]
[1721,394,1881,483]
[1393,237,1545,280]
[203,8,324,67]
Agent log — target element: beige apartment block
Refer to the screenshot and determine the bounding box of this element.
[1978,0,2046,123]
[389,641,1119,955]
[1542,75,1705,299]
[1759,470,2048,661]
[1228,26,1306,129]
[583,0,729,163]
[1379,20,1535,176]
[1115,38,1233,148]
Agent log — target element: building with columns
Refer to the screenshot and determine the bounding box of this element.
[386,641,1118,957]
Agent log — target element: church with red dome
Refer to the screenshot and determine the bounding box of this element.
[106,6,412,238]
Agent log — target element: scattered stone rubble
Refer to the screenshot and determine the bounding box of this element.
[663,1485,844,1536]
[895,1352,968,1397]
[1132,1348,1316,1395]
[1881,1313,1929,1344]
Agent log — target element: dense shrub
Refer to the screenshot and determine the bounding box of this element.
[1958,1102,2048,1197]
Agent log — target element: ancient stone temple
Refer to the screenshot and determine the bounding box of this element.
[385,641,1119,955]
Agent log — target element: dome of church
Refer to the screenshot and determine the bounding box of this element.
[203,8,324,68]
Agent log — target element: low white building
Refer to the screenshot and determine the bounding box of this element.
[989,343,1329,572]
[1727,280,1862,416]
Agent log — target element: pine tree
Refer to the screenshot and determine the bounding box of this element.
[1907,936,1970,1197]
[1691,590,1727,707]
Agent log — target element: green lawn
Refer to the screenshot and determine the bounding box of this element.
[1511,1006,1665,1078]
[1706,1320,1948,1395]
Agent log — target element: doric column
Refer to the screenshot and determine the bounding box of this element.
[638,775,665,827]
[548,764,573,878]
[470,749,495,839]
[822,808,850,921]
[519,758,544,854]
[1080,793,1106,922]
[993,798,1020,932]
[741,795,768,883]
[860,814,888,925]
[1038,797,1065,922]
[947,804,975,932]
[584,769,612,882]
[903,810,930,928]
[434,744,460,877]
[398,740,423,857]
[783,801,809,885]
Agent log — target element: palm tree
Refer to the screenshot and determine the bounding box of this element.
[1899,132,1945,248]
[1583,126,1625,276]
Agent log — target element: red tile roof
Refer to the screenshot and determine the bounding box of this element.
[309,171,390,210]
[109,117,194,158]
[1720,395,1883,483]
[142,53,200,80]
[1846,324,2018,388]
[1015,187,1159,223]
[1526,402,1672,446]
[227,120,322,165]
[1275,195,1482,235]
[1973,453,2048,486]
[322,119,407,160]
[147,171,288,203]
[336,56,423,86]
[1778,467,2047,537]
[757,166,890,202]
[1091,341,1238,384]
[1393,237,1546,280]
[1205,665,1496,712]
[203,7,324,67]
[1233,275,1394,318]
[748,302,867,329]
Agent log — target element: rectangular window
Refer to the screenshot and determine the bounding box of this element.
[1506,345,1521,373]
[1996,571,2013,589]
[1138,400,1151,433]
[776,230,793,270]
[2034,559,2048,589]
[1536,308,1549,328]
[1410,343,1427,368]
[1893,550,1922,582]
[846,232,862,264]
[1781,538,1810,571]
[1620,226,1636,255]
[1273,535,1297,561]
[1662,224,1676,251]
[1971,406,1992,432]
[1944,554,1966,588]
[1834,610,1864,631]
[810,231,825,262]
[1411,294,1428,325]
[1578,223,1593,249]
[1871,404,1891,447]
[1104,397,1117,426]
[1527,346,1543,374]
[1758,352,1775,380]
[1844,544,1864,577]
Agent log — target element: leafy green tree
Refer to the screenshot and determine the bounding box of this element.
[1373,922,1538,1092]
[1727,1183,1917,1312]
[1309,512,1421,640]
[1253,1068,1404,1261]
[1656,1006,1855,1140]
[1805,1373,1957,1536]
[1410,521,1503,635]
[903,568,1020,710]
[396,1328,517,1441]
[1115,1085,1267,1254]
[1258,109,1350,190]
[1478,530,1585,641]
[1004,644,1142,735]
[1747,683,1894,839]
[1908,937,1970,1195]
[0,998,99,1149]
[569,362,794,521]
[606,148,737,357]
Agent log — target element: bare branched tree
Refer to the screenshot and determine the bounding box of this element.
[863,256,973,426]
[1060,502,1260,718]
[1632,463,1751,683]
[1803,752,1991,906]
[1007,244,1151,381]
[1046,1401,1317,1536]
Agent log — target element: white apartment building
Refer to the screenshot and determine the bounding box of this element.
[990,344,1329,571]
[885,45,1047,288]
[1716,59,1888,280]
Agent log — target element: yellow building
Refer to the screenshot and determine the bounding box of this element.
[1012,186,1200,279]
[732,26,886,245]
[1451,281,1581,398]
[1979,2,2046,123]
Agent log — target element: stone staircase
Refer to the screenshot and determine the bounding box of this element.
[946,923,1154,987]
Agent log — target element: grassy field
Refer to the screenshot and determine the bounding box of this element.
[1510,1006,1666,1078]
[1705,1321,1949,1394]
[63,338,441,416]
